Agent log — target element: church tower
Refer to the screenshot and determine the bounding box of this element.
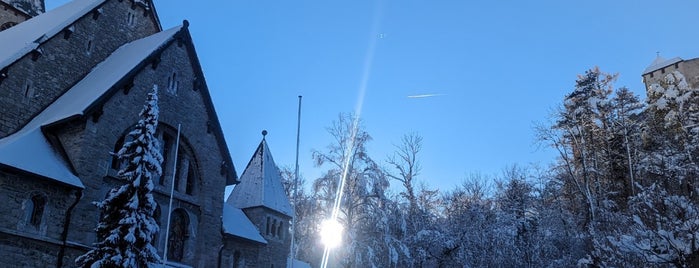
[227,130,293,268]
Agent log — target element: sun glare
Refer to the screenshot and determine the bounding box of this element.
[320,219,343,248]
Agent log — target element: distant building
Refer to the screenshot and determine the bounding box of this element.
[0,0,295,267]
[641,55,699,93]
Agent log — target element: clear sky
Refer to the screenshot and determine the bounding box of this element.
[47,0,699,192]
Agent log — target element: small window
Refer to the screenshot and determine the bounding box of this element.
[271,219,277,237]
[86,38,94,55]
[650,72,654,78]
[159,133,173,185]
[167,72,178,95]
[126,11,137,27]
[675,63,679,69]
[661,68,665,74]
[266,217,271,235]
[28,195,46,228]
[23,80,34,100]
[277,222,283,238]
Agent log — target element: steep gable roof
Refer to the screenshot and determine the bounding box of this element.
[0,25,181,189]
[222,203,267,244]
[227,135,293,217]
[0,0,105,69]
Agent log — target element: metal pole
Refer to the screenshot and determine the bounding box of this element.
[290,96,302,267]
[163,123,181,264]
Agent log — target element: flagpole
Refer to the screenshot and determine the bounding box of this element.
[290,96,302,267]
[163,123,181,264]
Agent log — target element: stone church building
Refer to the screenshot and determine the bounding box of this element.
[0,0,300,267]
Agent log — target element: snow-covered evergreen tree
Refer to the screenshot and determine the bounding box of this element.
[76,86,163,268]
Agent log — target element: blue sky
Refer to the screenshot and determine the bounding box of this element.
[48,0,699,192]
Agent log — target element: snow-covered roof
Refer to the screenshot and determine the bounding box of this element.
[37,25,181,126]
[0,128,83,188]
[227,137,293,217]
[287,259,311,268]
[0,25,182,189]
[0,0,105,69]
[643,55,683,75]
[222,203,267,244]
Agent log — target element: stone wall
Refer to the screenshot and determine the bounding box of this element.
[243,207,291,268]
[0,2,29,30]
[0,168,79,267]
[57,37,229,267]
[223,238,264,268]
[0,0,159,138]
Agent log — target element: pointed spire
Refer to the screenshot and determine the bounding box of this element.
[227,133,293,217]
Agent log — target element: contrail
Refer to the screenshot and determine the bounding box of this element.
[407,93,445,98]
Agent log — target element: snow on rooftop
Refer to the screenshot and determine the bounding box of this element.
[32,25,181,127]
[0,128,83,188]
[643,55,683,75]
[227,138,294,217]
[222,203,267,244]
[287,259,311,268]
[0,25,182,189]
[0,0,105,69]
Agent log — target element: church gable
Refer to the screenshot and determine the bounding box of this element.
[41,24,237,266]
[0,0,161,138]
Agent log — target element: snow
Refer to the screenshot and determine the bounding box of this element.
[0,26,182,189]
[0,0,105,69]
[642,56,682,75]
[287,259,311,268]
[0,128,83,188]
[222,203,267,244]
[227,138,294,217]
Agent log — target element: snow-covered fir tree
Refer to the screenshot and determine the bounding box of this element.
[76,85,163,268]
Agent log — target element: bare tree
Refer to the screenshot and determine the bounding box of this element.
[386,133,423,218]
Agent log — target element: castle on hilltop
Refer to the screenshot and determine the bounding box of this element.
[641,54,699,91]
[0,0,303,267]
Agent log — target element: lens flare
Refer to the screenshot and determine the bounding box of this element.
[320,219,343,248]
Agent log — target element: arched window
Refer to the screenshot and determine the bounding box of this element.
[167,209,189,262]
[271,219,277,237]
[27,194,46,228]
[0,22,17,31]
[266,217,271,235]
[167,72,178,95]
[112,124,199,195]
[277,222,283,239]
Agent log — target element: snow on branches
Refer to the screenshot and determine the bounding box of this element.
[76,85,163,268]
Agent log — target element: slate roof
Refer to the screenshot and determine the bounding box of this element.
[0,25,183,188]
[643,55,683,75]
[227,137,293,217]
[222,203,267,244]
